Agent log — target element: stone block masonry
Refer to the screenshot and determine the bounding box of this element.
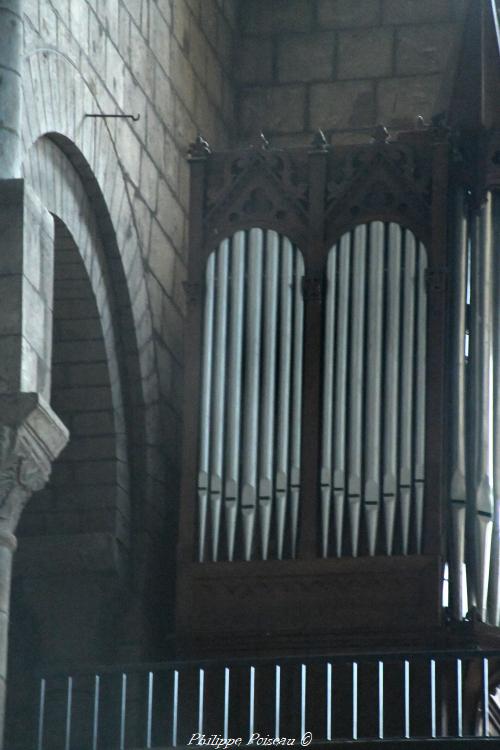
[237,0,462,145]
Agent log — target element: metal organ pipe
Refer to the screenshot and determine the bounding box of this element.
[225,233,245,561]
[290,252,305,557]
[210,240,229,561]
[242,229,264,562]
[364,221,384,556]
[321,248,336,557]
[276,241,294,560]
[197,253,215,562]
[450,191,468,620]
[490,194,500,626]
[348,225,368,557]
[472,195,494,621]
[383,224,402,556]
[400,233,417,555]
[414,243,427,554]
[259,232,279,561]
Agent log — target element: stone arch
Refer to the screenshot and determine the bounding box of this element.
[21,49,165,557]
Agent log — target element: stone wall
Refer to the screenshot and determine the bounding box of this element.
[11,0,238,675]
[236,0,464,146]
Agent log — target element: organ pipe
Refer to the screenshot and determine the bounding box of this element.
[383,224,401,556]
[241,229,263,562]
[333,233,351,557]
[450,191,468,620]
[210,240,229,561]
[400,233,417,555]
[348,225,367,557]
[225,233,245,561]
[364,221,384,556]
[472,195,494,621]
[290,252,305,558]
[258,232,279,561]
[197,253,215,562]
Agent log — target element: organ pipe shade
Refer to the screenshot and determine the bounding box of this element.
[321,222,428,558]
[197,230,304,561]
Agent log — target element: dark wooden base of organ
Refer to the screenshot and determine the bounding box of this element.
[175,555,444,657]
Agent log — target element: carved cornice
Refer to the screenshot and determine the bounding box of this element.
[0,393,69,532]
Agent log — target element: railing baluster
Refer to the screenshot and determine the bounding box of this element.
[404,660,410,739]
[352,661,358,741]
[275,665,281,739]
[120,673,127,750]
[483,657,489,737]
[37,677,46,750]
[65,676,73,750]
[224,667,230,739]
[92,675,100,750]
[326,663,332,741]
[430,659,436,738]
[172,670,179,748]
[457,658,463,738]
[198,668,205,735]
[146,671,154,749]
[300,664,307,738]
[378,661,384,739]
[249,666,255,739]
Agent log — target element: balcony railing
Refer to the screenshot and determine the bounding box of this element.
[32,649,500,749]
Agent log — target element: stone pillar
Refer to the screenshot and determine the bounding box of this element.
[0,393,68,747]
[0,1,23,179]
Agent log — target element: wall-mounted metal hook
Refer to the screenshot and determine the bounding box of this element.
[84,113,141,122]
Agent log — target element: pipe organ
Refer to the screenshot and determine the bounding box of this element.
[176,0,500,657]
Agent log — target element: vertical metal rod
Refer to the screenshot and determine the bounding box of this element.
[258,232,279,560]
[224,667,230,739]
[249,667,255,739]
[225,233,245,561]
[414,243,427,553]
[37,678,46,750]
[430,660,436,739]
[483,657,489,737]
[290,251,304,558]
[321,246,337,557]
[92,674,100,750]
[349,226,367,556]
[198,668,205,735]
[275,665,281,739]
[383,223,401,555]
[326,663,332,742]
[65,676,73,750]
[172,670,179,748]
[404,660,410,739]
[198,253,215,561]
[301,664,307,739]
[352,662,358,740]
[378,661,384,740]
[276,239,293,559]
[120,673,127,750]
[457,659,463,738]
[450,192,468,612]
[400,232,417,554]
[242,231,263,560]
[211,240,229,561]
[333,234,351,557]
[146,671,154,749]
[364,221,384,555]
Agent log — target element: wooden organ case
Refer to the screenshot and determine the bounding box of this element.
[176,0,500,660]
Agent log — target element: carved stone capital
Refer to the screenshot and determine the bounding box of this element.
[0,393,69,532]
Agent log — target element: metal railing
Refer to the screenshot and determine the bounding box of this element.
[33,649,500,749]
